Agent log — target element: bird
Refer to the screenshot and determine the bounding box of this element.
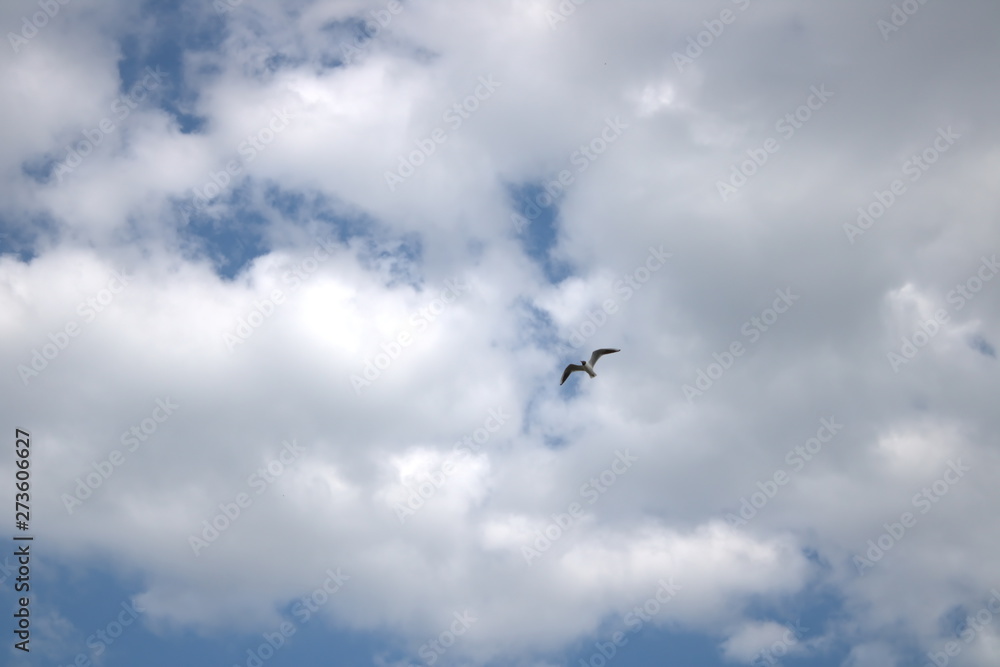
[560,348,620,385]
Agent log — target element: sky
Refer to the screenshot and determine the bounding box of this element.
[1,0,999,666]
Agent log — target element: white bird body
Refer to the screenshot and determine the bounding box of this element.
[560,348,619,385]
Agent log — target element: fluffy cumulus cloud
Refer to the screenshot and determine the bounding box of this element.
[2,0,1000,665]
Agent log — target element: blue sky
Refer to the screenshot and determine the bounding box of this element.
[2,1,1000,666]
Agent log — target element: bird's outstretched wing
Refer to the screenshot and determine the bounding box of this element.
[560,364,585,385]
[589,348,620,366]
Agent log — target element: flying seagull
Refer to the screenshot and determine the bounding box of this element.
[560,348,620,385]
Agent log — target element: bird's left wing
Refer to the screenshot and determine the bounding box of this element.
[589,348,620,366]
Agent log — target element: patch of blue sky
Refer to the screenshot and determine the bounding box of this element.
[349,233,423,290]
[116,0,222,135]
[967,334,996,358]
[508,181,574,284]
[740,585,836,635]
[514,299,561,349]
[542,434,569,449]
[0,214,54,262]
[567,624,732,667]
[320,17,376,44]
[177,181,424,285]
[20,155,54,184]
[939,602,973,638]
[220,608,394,667]
[259,52,307,77]
[262,187,424,288]
[318,14,393,69]
[176,182,268,280]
